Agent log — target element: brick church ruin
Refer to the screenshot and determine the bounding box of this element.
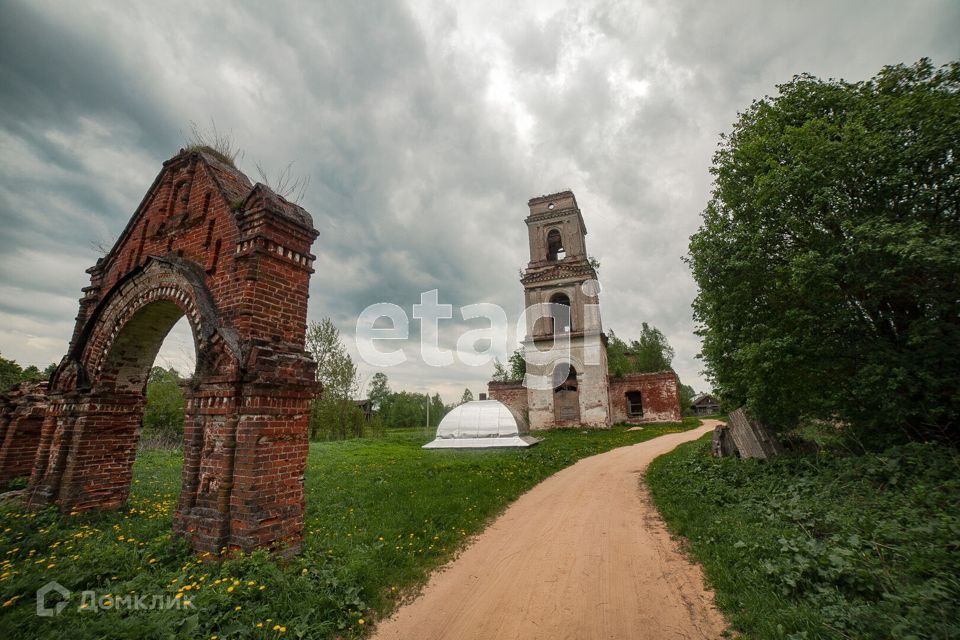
[0,148,319,555]
[489,191,681,428]
[0,154,679,557]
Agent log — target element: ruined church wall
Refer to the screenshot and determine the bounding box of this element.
[607,372,681,424]
[487,382,528,426]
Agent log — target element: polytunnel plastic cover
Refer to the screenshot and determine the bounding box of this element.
[422,400,541,449]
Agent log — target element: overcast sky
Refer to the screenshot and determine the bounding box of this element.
[1,0,957,402]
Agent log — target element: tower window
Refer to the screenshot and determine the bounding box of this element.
[626,391,643,418]
[547,229,565,261]
[549,293,571,334]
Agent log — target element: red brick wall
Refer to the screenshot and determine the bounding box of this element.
[607,372,681,424]
[0,382,48,484]
[20,149,319,557]
[487,381,529,427]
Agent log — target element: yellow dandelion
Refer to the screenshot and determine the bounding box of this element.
[358,618,365,625]
[227,586,234,593]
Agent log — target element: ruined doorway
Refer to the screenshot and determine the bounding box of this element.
[553,366,581,424]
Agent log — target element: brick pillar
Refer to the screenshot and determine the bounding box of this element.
[0,382,49,485]
[174,383,240,554]
[27,392,142,510]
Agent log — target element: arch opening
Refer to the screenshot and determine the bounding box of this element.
[553,365,580,423]
[546,229,565,261]
[549,292,571,335]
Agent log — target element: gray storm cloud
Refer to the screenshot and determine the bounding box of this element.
[1,0,957,401]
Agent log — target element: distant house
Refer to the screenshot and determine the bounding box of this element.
[353,398,373,421]
[690,393,720,416]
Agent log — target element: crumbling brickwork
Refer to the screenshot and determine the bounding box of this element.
[607,372,682,424]
[487,382,528,424]
[3,148,319,556]
[0,381,49,484]
[491,190,682,429]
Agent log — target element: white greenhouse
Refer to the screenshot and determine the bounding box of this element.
[423,400,541,449]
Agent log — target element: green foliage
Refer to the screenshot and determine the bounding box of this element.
[378,391,447,429]
[490,358,510,383]
[0,356,22,392]
[459,388,474,405]
[306,319,364,441]
[142,367,186,446]
[0,419,696,639]
[687,59,960,441]
[508,348,526,381]
[310,397,367,441]
[367,372,390,411]
[606,324,675,376]
[0,355,56,392]
[647,435,960,639]
[677,383,696,415]
[305,318,358,400]
[489,350,526,383]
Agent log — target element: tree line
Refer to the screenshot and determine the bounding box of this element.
[0,355,56,392]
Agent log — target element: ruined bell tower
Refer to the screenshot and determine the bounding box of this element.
[520,191,610,428]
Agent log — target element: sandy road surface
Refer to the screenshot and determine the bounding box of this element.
[373,421,728,640]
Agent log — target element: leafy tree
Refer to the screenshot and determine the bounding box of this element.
[677,383,696,416]
[142,367,185,441]
[508,348,526,381]
[368,372,390,411]
[305,318,358,400]
[491,358,510,382]
[378,391,449,428]
[0,355,23,391]
[430,393,446,426]
[305,318,362,440]
[459,388,474,405]
[311,398,365,441]
[606,325,675,376]
[20,365,41,381]
[0,356,57,391]
[687,59,960,441]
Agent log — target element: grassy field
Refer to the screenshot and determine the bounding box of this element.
[646,433,960,639]
[0,418,697,639]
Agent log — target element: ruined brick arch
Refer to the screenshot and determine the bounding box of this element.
[10,148,320,555]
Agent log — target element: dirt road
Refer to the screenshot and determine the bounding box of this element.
[373,421,728,640]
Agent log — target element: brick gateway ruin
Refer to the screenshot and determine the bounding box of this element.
[0,149,319,555]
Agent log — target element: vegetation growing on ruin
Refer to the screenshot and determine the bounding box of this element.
[647,431,960,639]
[0,419,697,639]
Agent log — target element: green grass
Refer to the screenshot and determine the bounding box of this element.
[0,418,698,639]
[646,434,960,639]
